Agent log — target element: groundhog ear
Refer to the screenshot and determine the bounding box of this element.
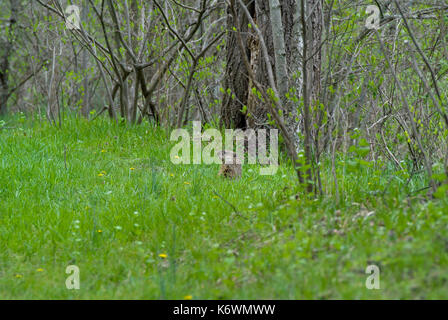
[217,150,225,160]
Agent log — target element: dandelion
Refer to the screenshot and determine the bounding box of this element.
[184,182,190,185]
[130,167,135,171]
[98,173,104,177]
[101,149,107,153]
[97,229,102,233]
[184,295,193,300]
[159,253,167,259]
[170,173,174,177]
[15,274,23,278]
[36,268,44,272]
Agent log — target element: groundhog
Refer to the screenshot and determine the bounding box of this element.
[217,150,242,179]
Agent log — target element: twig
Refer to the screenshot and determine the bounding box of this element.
[64,145,67,170]
[408,186,431,196]
[375,29,437,195]
[212,189,248,220]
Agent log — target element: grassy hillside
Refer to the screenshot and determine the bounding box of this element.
[0,116,447,299]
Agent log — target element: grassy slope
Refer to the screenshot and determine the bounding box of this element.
[0,116,447,299]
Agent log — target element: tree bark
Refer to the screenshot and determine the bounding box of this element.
[221,0,253,129]
[81,0,91,117]
[269,0,289,104]
[222,0,300,133]
[308,0,322,103]
[0,0,19,116]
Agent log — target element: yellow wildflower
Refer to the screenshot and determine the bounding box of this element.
[98,171,106,177]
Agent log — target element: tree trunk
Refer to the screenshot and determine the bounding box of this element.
[222,0,300,134]
[301,0,323,193]
[81,0,91,117]
[0,0,19,116]
[309,0,322,103]
[0,86,8,116]
[269,0,289,106]
[221,0,253,129]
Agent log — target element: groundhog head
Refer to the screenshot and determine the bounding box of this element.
[217,150,242,179]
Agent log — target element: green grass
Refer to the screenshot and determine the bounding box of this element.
[0,115,447,299]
